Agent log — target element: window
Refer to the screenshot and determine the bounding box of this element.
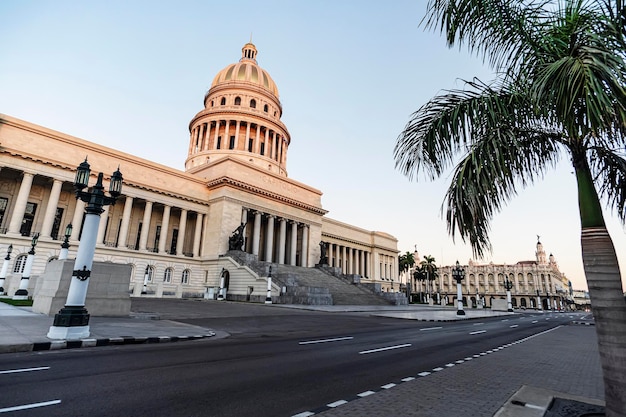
[263,104,268,112]
[164,268,173,283]
[248,138,253,152]
[250,99,256,108]
[210,100,214,107]
[260,143,265,155]
[234,96,241,105]
[182,269,190,284]
[145,265,154,282]
[220,97,226,105]
[216,136,221,149]
[229,136,235,149]
[0,197,8,228]
[13,255,28,273]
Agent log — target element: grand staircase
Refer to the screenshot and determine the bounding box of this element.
[226,251,394,306]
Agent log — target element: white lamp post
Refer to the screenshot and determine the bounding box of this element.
[452,260,466,316]
[13,233,39,300]
[504,277,514,312]
[0,244,12,294]
[58,223,73,260]
[217,268,226,301]
[265,266,272,304]
[48,159,122,340]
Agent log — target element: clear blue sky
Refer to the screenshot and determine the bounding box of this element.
[1,1,625,291]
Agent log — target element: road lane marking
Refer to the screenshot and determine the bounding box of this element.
[510,325,519,328]
[401,377,415,382]
[420,326,442,331]
[359,344,411,355]
[532,320,538,323]
[473,322,484,325]
[418,372,431,377]
[0,366,50,375]
[299,336,353,345]
[469,330,486,335]
[455,360,465,364]
[358,391,375,397]
[327,400,347,408]
[501,319,509,322]
[433,367,444,372]
[381,383,396,389]
[0,400,61,413]
[445,363,455,367]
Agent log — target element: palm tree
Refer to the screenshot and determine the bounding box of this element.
[398,251,416,275]
[413,265,428,302]
[421,255,439,302]
[394,1,626,414]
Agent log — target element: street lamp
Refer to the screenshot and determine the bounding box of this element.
[217,268,226,301]
[536,289,542,311]
[0,244,12,294]
[58,223,73,260]
[265,266,273,304]
[14,233,39,299]
[47,159,122,340]
[452,260,466,316]
[504,277,514,312]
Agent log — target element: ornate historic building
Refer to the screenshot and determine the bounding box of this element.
[404,240,571,310]
[0,42,398,303]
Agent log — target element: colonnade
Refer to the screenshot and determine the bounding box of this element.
[240,208,308,266]
[1,168,206,258]
[189,118,288,166]
[324,242,372,278]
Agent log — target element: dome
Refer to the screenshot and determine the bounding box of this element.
[210,42,279,97]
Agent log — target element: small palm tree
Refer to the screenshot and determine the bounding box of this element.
[421,255,439,301]
[394,1,626,414]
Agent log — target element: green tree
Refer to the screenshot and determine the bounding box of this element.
[394,1,626,414]
[421,255,439,300]
[398,251,416,276]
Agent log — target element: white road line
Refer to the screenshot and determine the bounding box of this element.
[418,372,431,377]
[510,325,519,328]
[299,336,353,345]
[359,344,411,355]
[433,367,444,372]
[292,412,315,417]
[532,320,538,323]
[445,363,455,367]
[0,400,61,413]
[381,383,396,389]
[455,360,465,364]
[501,319,509,322]
[0,366,50,375]
[469,330,486,335]
[401,377,415,382]
[473,322,484,325]
[327,400,347,408]
[420,326,443,331]
[358,391,375,397]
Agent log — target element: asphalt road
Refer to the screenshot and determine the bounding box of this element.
[0,305,581,417]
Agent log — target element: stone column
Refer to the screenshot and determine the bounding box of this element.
[342,246,347,272]
[176,209,187,256]
[300,224,308,267]
[335,244,341,269]
[158,205,171,253]
[213,120,220,149]
[7,172,35,235]
[241,208,248,252]
[96,205,109,244]
[138,201,153,251]
[224,120,231,148]
[245,123,251,150]
[234,120,241,149]
[116,196,133,248]
[327,243,333,266]
[70,200,85,241]
[278,218,286,264]
[265,215,275,262]
[255,125,261,153]
[40,179,63,239]
[252,211,262,256]
[192,213,203,257]
[289,221,298,265]
[359,250,365,276]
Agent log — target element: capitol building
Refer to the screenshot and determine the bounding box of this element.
[0,42,399,306]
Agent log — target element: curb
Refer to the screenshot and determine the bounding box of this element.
[571,321,595,326]
[16,332,216,353]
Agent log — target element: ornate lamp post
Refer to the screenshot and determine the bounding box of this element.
[265,266,273,304]
[58,223,73,260]
[0,244,12,294]
[451,260,466,316]
[217,268,226,301]
[47,159,122,340]
[536,289,542,311]
[14,233,39,300]
[504,277,514,312]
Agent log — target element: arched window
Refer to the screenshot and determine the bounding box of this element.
[182,269,190,284]
[210,100,214,107]
[13,255,27,273]
[234,96,241,105]
[220,97,226,106]
[250,99,256,108]
[164,268,173,283]
[263,104,268,112]
[145,265,154,282]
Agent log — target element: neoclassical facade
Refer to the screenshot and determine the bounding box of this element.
[403,240,571,310]
[0,42,398,302]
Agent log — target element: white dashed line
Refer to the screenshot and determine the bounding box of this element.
[469,330,486,335]
[358,391,375,397]
[292,412,315,417]
[0,366,50,375]
[433,367,444,372]
[0,400,61,413]
[532,320,538,323]
[401,377,415,382]
[299,337,354,345]
[473,322,484,325]
[510,325,519,328]
[381,383,396,389]
[455,360,465,364]
[359,344,411,355]
[420,326,443,331]
[327,400,348,408]
[418,372,431,377]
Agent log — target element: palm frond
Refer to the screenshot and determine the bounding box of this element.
[589,146,626,223]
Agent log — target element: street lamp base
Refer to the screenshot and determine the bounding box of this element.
[507,308,514,312]
[52,306,90,327]
[48,324,90,340]
[456,310,466,316]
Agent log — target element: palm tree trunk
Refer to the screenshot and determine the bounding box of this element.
[575,156,626,416]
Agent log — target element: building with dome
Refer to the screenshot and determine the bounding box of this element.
[0,42,399,306]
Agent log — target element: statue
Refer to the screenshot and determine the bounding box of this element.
[228,222,246,251]
[318,241,328,265]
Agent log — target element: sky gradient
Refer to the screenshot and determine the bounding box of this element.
[1,1,625,291]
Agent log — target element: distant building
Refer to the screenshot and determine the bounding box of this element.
[402,240,572,310]
[0,42,398,302]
